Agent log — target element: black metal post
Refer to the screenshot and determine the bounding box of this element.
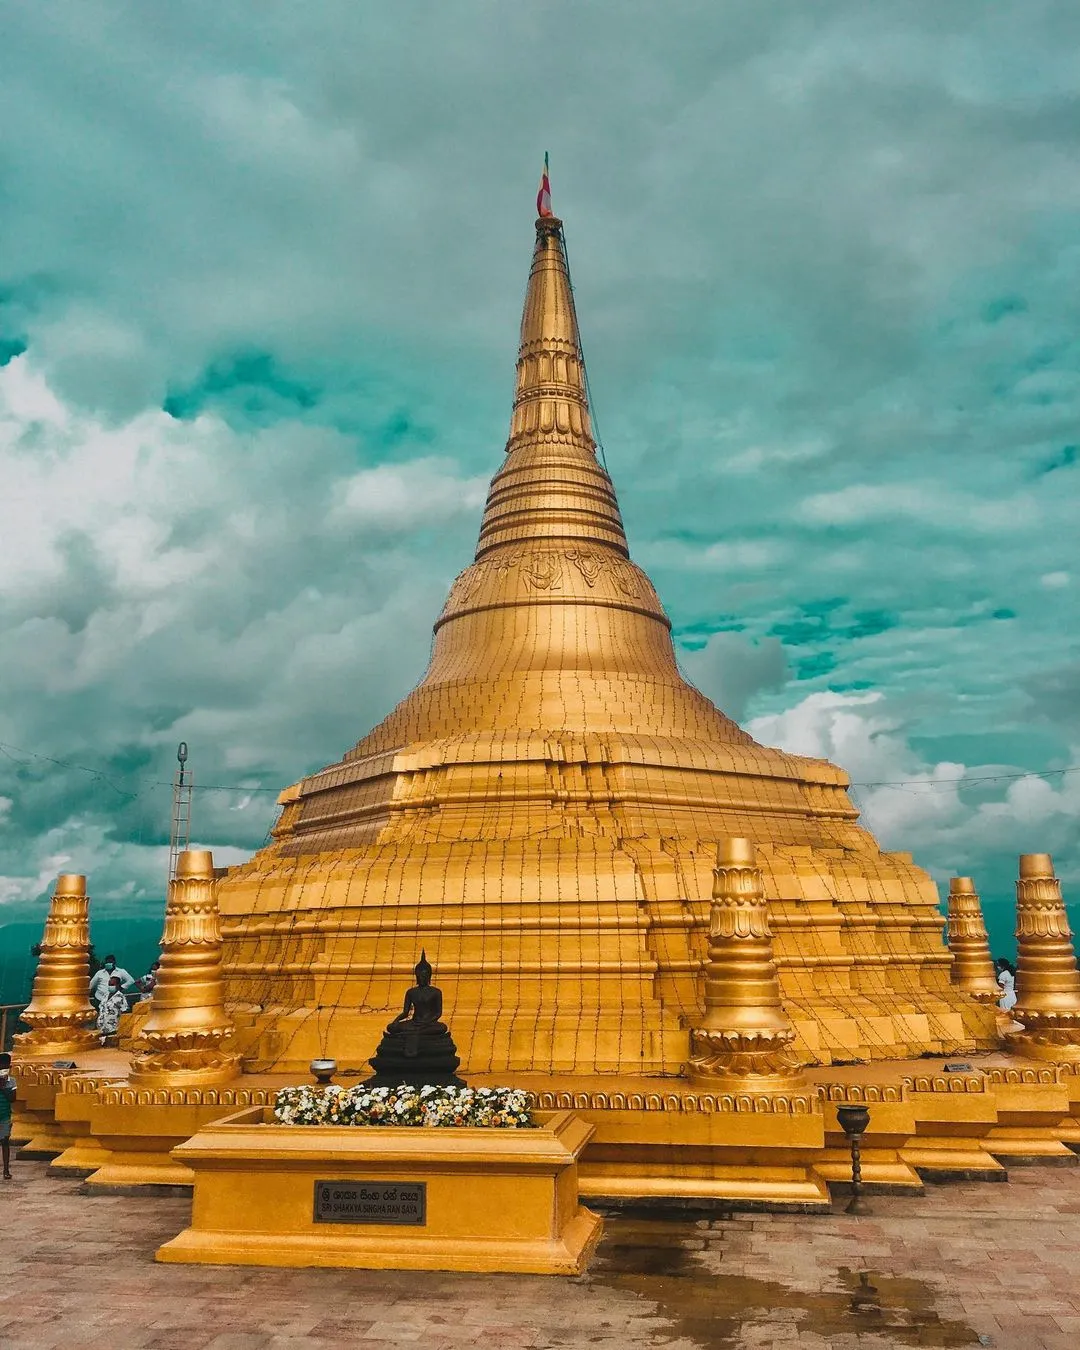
[836,1104,871,1215]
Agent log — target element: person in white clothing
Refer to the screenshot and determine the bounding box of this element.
[96,976,129,1044]
[88,955,134,1002]
[995,958,1017,1011]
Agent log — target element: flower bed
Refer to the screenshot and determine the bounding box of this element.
[272,1083,535,1128]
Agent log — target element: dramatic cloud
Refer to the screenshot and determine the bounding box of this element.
[1,2,1078,967]
[749,692,1080,953]
[0,353,484,912]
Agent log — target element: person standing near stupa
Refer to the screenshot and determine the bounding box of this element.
[0,1053,15,1180]
[996,958,1017,1011]
[88,954,135,1003]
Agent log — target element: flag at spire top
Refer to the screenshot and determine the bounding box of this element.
[536,152,553,218]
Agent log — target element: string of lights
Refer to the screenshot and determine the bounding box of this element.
[2,737,1076,802]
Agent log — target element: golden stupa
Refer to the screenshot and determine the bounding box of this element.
[216,208,997,1078]
[16,190,1080,1228]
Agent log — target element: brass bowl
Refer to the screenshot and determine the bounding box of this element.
[309,1058,337,1086]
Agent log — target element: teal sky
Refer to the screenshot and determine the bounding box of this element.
[1,2,1078,992]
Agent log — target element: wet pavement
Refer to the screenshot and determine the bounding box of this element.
[591,1220,977,1344]
[2,1160,1079,1348]
[592,1214,983,1346]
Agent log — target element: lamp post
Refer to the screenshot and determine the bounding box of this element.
[836,1104,871,1215]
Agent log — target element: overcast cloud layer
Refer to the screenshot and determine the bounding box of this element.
[1,1,1078,961]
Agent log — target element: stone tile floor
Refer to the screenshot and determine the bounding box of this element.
[2,1161,1080,1349]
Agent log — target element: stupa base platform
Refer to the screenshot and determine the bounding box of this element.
[47,1138,115,1176]
[14,1051,1080,1206]
[57,1074,280,1191]
[7,1055,276,1186]
[157,1106,602,1275]
[12,1059,116,1159]
[899,1139,1009,1182]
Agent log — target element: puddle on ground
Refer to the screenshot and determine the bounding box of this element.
[589,1216,980,1348]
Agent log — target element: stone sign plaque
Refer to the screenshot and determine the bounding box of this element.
[313,1180,427,1226]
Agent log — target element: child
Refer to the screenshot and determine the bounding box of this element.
[96,975,129,1045]
[0,1052,15,1180]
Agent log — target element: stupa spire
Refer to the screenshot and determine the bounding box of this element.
[473,186,628,560]
[508,215,593,452]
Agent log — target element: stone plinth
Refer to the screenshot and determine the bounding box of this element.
[157,1107,602,1274]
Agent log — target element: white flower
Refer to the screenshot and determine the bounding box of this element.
[271,1081,537,1128]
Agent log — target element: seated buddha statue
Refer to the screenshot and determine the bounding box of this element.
[365,951,465,1088]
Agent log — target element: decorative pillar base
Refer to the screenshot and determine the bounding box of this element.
[945,878,1002,1039]
[14,1027,99,1058]
[1009,853,1080,1063]
[132,849,239,1090]
[1006,1028,1080,1065]
[19,873,97,1054]
[686,838,807,1092]
[688,1028,804,1089]
[130,1051,241,1090]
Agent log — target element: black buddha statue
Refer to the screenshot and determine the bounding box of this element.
[365,951,465,1088]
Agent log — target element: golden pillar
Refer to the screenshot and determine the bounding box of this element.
[15,874,98,1056]
[688,838,801,1083]
[130,849,239,1087]
[1009,853,1080,1062]
[945,877,1000,1003]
